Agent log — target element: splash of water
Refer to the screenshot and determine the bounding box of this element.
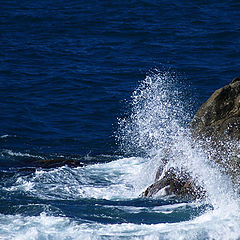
[118,70,239,210]
[118,70,191,156]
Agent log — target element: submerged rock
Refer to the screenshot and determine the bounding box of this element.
[34,158,85,168]
[142,77,240,199]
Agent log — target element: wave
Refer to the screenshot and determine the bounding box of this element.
[1,144,239,238]
[0,135,16,139]
[1,70,240,239]
[118,70,240,207]
[2,156,150,200]
[2,149,45,159]
[0,209,239,240]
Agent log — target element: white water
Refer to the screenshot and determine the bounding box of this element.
[121,71,239,198]
[0,202,240,240]
[1,71,240,239]
[1,154,240,239]
[2,149,45,159]
[3,157,150,200]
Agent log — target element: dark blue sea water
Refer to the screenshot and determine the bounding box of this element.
[1,1,240,239]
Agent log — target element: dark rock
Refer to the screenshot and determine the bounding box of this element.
[231,77,240,84]
[190,77,240,186]
[142,77,240,199]
[190,77,240,141]
[142,168,205,200]
[35,158,85,168]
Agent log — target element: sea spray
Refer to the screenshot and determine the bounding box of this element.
[117,70,192,158]
[1,71,240,239]
[118,70,240,211]
[169,131,239,210]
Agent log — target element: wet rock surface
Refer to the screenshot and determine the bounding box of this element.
[142,77,240,199]
[142,168,205,200]
[190,77,240,141]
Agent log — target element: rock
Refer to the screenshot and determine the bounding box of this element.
[142,168,205,199]
[34,158,85,168]
[190,77,240,141]
[190,76,240,185]
[142,77,240,199]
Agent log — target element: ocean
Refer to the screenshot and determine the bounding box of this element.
[1,0,240,239]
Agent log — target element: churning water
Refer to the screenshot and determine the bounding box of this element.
[1,72,240,239]
[1,1,240,239]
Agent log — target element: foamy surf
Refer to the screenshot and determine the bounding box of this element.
[1,71,240,239]
[1,153,240,239]
[0,208,239,240]
[3,156,150,200]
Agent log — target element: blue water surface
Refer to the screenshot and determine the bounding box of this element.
[1,0,240,156]
[0,1,240,238]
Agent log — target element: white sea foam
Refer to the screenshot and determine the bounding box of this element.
[4,156,150,200]
[0,134,17,139]
[3,150,45,159]
[1,135,10,138]
[117,70,240,238]
[0,209,239,240]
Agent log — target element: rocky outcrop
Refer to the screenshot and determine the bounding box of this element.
[190,77,240,185]
[142,77,240,199]
[190,77,240,141]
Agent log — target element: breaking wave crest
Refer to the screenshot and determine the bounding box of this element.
[118,70,240,211]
